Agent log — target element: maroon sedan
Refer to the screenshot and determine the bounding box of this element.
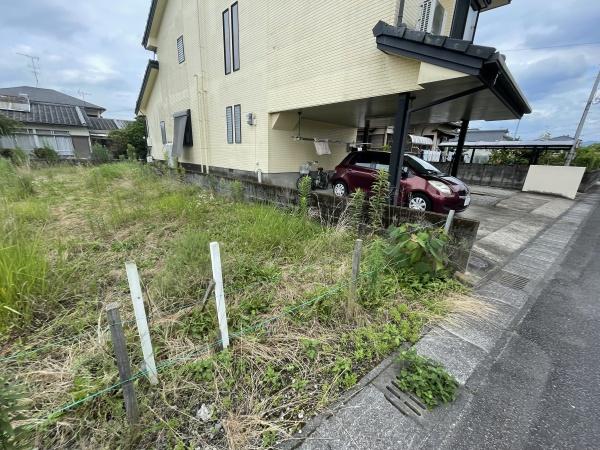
[330,151,471,213]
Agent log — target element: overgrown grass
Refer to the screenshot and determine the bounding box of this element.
[0,162,469,449]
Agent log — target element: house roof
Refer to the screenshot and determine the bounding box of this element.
[451,129,513,142]
[0,102,87,127]
[372,21,531,120]
[85,115,131,131]
[0,86,105,112]
[135,59,159,115]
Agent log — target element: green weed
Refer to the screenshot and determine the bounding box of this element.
[396,350,458,408]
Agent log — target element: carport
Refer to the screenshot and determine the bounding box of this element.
[292,21,530,201]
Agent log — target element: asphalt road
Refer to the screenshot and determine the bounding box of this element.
[437,196,600,449]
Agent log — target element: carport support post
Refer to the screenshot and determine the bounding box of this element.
[451,119,469,177]
[389,93,412,203]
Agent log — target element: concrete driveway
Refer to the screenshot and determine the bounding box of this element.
[459,185,575,280]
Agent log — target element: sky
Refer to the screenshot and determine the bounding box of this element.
[0,0,599,142]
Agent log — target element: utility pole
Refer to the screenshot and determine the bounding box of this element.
[565,68,600,166]
[17,53,40,87]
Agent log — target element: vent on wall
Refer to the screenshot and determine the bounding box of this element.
[419,0,433,32]
[177,35,185,64]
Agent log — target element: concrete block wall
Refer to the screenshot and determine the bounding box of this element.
[185,169,479,272]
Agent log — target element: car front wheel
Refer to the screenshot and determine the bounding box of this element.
[332,181,348,198]
[408,193,431,211]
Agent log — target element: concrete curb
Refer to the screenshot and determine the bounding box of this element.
[286,189,600,449]
[413,191,600,385]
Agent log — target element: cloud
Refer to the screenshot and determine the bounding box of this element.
[474,0,600,142]
[0,0,598,141]
[0,0,149,119]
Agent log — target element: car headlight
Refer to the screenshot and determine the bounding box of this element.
[428,180,452,196]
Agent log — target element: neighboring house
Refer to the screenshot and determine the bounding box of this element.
[454,128,515,142]
[136,0,530,187]
[0,86,130,158]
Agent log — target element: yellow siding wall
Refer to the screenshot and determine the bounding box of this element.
[141,0,460,175]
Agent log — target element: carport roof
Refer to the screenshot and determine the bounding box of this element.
[373,21,531,121]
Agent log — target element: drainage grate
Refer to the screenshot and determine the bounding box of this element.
[384,379,427,418]
[495,270,530,290]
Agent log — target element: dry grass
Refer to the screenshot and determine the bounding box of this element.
[0,162,469,449]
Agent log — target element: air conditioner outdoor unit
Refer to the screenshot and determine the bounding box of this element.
[418,0,445,35]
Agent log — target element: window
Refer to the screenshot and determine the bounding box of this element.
[372,152,390,172]
[351,152,374,169]
[222,9,232,74]
[160,121,167,144]
[226,106,233,143]
[225,105,242,144]
[177,35,185,63]
[233,104,241,143]
[231,2,240,71]
[223,3,240,74]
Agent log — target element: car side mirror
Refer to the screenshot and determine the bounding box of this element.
[401,167,409,179]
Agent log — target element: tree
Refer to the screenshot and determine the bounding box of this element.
[0,114,21,136]
[108,116,148,159]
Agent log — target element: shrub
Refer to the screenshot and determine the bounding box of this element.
[348,188,366,232]
[0,147,29,166]
[396,350,458,408]
[488,149,529,165]
[386,224,449,278]
[91,143,112,163]
[0,115,21,136]
[573,143,600,172]
[230,180,244,202]
[33,145,59,163]
[297,175,312,216]
[126,143,136,161]
[368,169,389,229]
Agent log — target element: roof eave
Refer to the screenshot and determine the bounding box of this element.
[142,0,165,50]
[135,60,159,115]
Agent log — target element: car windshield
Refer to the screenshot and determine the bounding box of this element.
[406,155,442,175]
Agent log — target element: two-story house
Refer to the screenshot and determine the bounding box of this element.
[136,0,530,189]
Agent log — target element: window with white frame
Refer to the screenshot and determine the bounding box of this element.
[177,35,185,63]
[0,128,74,156]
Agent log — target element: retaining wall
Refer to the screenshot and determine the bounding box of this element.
[185,169,480,272]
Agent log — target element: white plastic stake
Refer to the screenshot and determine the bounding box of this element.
[125,261,158,385]
[210,242,230,349]
[444,210,455,234]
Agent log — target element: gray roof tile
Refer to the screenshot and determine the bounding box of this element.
[0,86,104,111]
[0,102,85,127]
